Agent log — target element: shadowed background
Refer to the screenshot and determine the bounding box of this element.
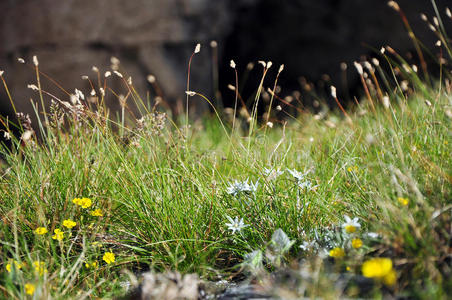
[0,0,450,123]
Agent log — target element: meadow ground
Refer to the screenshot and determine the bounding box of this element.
[0,4,451,299]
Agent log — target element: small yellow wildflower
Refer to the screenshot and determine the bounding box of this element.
[346,266,351,271]
[397,197,409,206]
[352,238,363,249]
[35,227,48,235]
[33,261,47,276]
[103,251,115,264]
[52,228,64,241]
[85,261,98,269]
[90,209,103,217]
[25,283,35,295]
[6,263,11,272]
[362,258,396,286]
[62,219,77,229]
[329,247,345,258]
[72,197,93,208]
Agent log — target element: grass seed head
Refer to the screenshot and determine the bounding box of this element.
[32,55,39,66]
[147,75,156,83]
[194,43,201,54]
[230,60,236,69]
[387,1,400,12]
[354,62,364,75]
[17,58,25,63]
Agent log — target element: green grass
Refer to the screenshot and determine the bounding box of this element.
[1,5,452,298]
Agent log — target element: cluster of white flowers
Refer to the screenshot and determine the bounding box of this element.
[226,179,259,196]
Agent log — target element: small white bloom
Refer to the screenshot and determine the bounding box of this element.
[366,232,379,239]
[225,216,248,234]
[342,215,361,233]
[226,179,258,196]
[263,168,284,180]
[194,43,201,54]
[286,168,309,182]
[298,180,318,191]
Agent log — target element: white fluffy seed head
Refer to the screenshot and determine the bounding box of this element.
[278,64,284,73]
[92,66,99,73]
[81,75,89,80]
[90,89,96,96]
[446,7,452,18]
[185,91,196,97]
[210,40,218,48]
[266,61,272,69]
[387,1,400,12]
[372,58,380,66]
[380,47,386,54]
[364,61,374,72]
[113,71,123,78]
[230,60,236,69]
[227,84,236,91]
[99,88,105,97]
[0,70,4,76]
[194,43,201,54]
[340,62,347,70]
[276,105,282,111]
[127,77,132,85]
[17,58,25,64]
[354,62,364,75]
[436,40,442,47]
[420,13,428,21]
[258,61,266,68]
[104,71,111,78]
[382,96,390,109]
[429,23,436,32]
[27,84,39,91]
[266,121,273,128]
[433,17,439,27]
[330,86,337,98]
[247,62,254,70]
[147,75,156,83]
[32,55,39,66]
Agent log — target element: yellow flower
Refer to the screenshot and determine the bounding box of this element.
[103,251,115,264]
[33,261,47,276]
[329,247,345,258]
[6,263,11,272]
[362,258,396,286]
[85,261,98,269]
[52,228,64,241]
[90,209,103,217]
[25,283,35,295]
[34,227,48,235]
[352,238,363,249]
[397,197,409,206]
[72,197,92,209]
[62,219,76,229]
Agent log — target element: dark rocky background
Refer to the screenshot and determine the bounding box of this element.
[0,0,450,123]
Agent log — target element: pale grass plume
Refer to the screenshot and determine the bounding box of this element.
[194,43,201,54]
[230,60,236,69]
[113,71,123,78]
[147,75,156,83]
[0,70,3,77]
[278,64,284,74]
[354,62,363,75]
[372,58,380,66]
[81,75,89,80]
[92,66,99,73]
[27,84,39,91]
[210,40,218,48]
[185,91,196,97]
[17,58,25,64]
[330,86,337,98]
[446,7,451,18]
[420,13,428,22]
[32,55,39,66]
[387,1,400,12]
[104,71,111,78]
